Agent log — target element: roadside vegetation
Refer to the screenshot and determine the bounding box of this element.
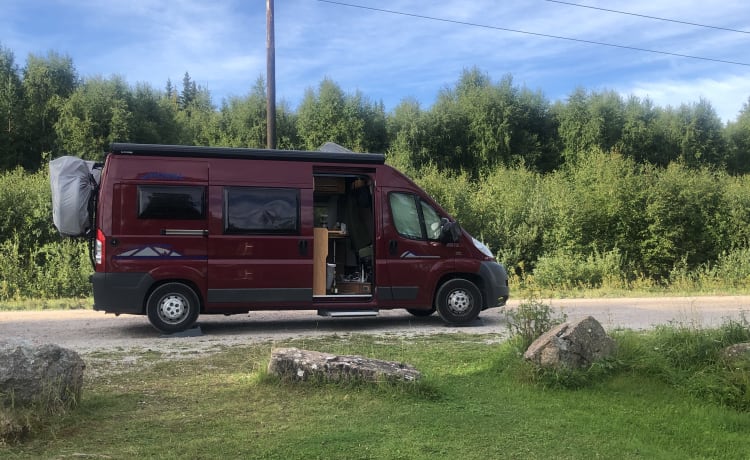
[3,316,750,457]
[3,45,750,300]
[3,152,750,303]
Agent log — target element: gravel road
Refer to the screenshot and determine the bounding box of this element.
[2,296,749,356]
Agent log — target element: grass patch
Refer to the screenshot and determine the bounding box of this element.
[0,297,91,312]
[3,328,750,459]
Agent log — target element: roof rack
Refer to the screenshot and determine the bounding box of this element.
[108,143,385,165]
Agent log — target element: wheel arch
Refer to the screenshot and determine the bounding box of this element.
[433,272,485,309]
[142,278,204,314]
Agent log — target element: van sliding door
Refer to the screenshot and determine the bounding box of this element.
[206,185,313,309]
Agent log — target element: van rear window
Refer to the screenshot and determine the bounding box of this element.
[224,187,299,234]
[138,185,205,220]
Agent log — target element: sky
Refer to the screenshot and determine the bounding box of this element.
[3,0,750,123]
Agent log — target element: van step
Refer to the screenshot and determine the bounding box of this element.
[317,309,379,318]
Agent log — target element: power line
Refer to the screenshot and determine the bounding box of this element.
[543,0,750,35]
[316,0,750,67]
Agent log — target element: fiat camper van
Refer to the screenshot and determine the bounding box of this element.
[50,143,509,332]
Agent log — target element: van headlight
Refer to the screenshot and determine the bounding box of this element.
[472,237,494,258]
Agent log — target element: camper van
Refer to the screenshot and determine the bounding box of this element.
[50,143,509,333]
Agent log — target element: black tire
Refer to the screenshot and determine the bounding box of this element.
[406,307,436,317]
[435,279,482,325]
[146,282,200,333]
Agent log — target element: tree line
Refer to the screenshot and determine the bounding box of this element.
[3,45,750,175]
[2,44,750,299]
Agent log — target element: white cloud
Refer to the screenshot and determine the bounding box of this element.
[4,0,750,116]
[625,74,750,122]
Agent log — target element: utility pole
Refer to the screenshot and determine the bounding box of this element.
[266,0,277,149]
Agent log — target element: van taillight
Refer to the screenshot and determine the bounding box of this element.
[95,229,105,266]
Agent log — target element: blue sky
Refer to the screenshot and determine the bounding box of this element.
[3,0,750,122]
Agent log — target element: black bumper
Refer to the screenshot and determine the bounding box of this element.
[91,272,154,314]
[479,261,510,309]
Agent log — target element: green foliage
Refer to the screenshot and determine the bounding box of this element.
[613,315,750,410]
[555,88,624,165]
[641,163,729,278]
[531,248,625,290]
[0,167,56,250]
[54,76,132,160]
[471,165,550,273]
[725,97,750,174]
[0,236,90,301]
[413,165,475,228]
[0,167,89,300]
[499,311,750,411]
[501,297,567,349]
[416,68,560,176]
[297,78,386,152]
[0,44,25,171]
[21,51,78,169]
[218,77,268,148]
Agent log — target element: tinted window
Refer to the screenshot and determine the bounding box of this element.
[225,187,299,234]
[138,185,205,220]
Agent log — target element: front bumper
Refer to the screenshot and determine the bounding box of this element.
[479,261,510,309]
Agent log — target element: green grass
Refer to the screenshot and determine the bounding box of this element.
[3,330,750,459]
[0,297,91,311]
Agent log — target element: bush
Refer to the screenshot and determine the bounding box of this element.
[613,315,750,411]
[0,167,57,251]
[531,248,625,290]
[0,236,90,300]
[501,296,567,350]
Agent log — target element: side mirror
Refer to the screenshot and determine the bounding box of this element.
[439,218,460,244]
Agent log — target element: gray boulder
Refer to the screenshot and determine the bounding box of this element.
[524,316,616,370]
[268,347,421,383]
[0,340,85,408]
[721,342,750,363]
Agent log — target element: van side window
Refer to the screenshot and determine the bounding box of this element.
[138,185,205,220]
[421,200,442,240]
[389,192,442,241]
[224,187,299,234]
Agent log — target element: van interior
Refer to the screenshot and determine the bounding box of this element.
[313,174,374,298]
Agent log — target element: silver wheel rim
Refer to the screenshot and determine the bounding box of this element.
[158,294,189,324]
[446,289,472,315]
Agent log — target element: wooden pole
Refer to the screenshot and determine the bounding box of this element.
[266,0,277,149]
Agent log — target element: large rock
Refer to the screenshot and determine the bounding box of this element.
[523,316,616,370]
[0,340,85,408]
[268,347,421,383]
[721,342,750,363]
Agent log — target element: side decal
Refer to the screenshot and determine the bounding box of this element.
[115,245,206,260]
[400,251,440,259]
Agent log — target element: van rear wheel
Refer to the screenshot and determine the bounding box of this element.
[435,279,482,325]
[146,283,200,333]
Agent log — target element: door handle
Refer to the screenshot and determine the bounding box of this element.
[298,239,308,256]
[389,239,398,256]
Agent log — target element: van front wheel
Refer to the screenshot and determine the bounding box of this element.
[435,279,482,325]
[146,283,200,333]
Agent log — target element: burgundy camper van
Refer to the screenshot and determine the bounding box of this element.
[50,143,509,333]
